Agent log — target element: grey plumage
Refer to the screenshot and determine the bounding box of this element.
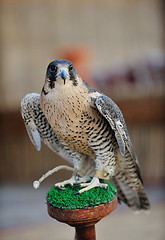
[21,59,150,212]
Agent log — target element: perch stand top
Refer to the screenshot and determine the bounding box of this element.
[46,182,118,240]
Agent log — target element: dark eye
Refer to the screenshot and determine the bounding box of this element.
[69,65,74,72]
[50,65,57,73]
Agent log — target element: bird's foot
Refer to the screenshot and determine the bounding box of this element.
[55,175,91,189]
[75,177,108,194]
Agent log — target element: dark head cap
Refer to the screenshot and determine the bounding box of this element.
[46,59,78,87]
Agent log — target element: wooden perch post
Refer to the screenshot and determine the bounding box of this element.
[47,197,118,240]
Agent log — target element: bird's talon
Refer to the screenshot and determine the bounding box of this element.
[73,191,79,195]
[72,184,81,188]
[55,186,65,190]
[66,183,73,187]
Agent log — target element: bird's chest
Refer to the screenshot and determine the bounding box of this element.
[42,89,100,155]
[53,94,88,134]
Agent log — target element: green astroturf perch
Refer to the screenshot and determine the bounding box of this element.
[46,182,117,210]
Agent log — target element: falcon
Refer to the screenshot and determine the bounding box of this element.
[21,59,150,212]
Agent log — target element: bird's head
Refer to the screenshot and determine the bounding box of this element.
[44,60,79,92]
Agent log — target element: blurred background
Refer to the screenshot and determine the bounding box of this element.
[0,0,165,239]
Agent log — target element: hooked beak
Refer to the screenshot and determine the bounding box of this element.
[59,69,68,84]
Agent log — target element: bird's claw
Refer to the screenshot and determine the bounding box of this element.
[55,176,76,188]
[75,177,109,194]
[55,176,108,194]
[72,184,81,188]
[55,185,65,190]
[73,191,79,195]
[55,175,92,190]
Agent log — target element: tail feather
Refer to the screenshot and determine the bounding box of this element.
[112,177,150,212]
[138,189,151,212]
